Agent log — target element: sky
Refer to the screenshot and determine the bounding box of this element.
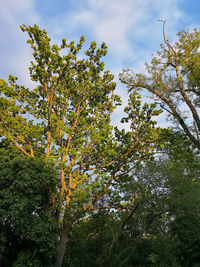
[0,0,200,129]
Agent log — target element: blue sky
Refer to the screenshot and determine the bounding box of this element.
[1,0,200,128]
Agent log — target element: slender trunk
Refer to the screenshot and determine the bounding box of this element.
[46,126,51,158]
[54,213,73,267]
[55,231,69,267]
[108,203,139,266]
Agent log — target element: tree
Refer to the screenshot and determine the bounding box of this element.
[120,22,200,150]
[0,140,58,266]
[126,132,200,266]
[0,25,162,266]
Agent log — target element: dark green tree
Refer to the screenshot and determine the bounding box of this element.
[0,140,58,266]
[126,132,200,266]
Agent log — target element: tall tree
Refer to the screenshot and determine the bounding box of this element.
[0,25,161,266]
[120,22,200,150]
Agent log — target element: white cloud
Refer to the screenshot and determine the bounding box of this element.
[71,0,144,53]
[0,0,39,87]
[1,0,34,22]
[62,0,184,59]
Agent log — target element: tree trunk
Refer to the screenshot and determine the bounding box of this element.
[108,203,139,266]
[54,213,73,267]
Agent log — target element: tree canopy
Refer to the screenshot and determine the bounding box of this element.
[0,24,162,266]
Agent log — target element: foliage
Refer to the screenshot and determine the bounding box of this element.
[66,211,115,267]
[126,132,200,266]
[0,140,58,266]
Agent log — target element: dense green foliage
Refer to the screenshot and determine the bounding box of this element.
[0,141,58,266]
